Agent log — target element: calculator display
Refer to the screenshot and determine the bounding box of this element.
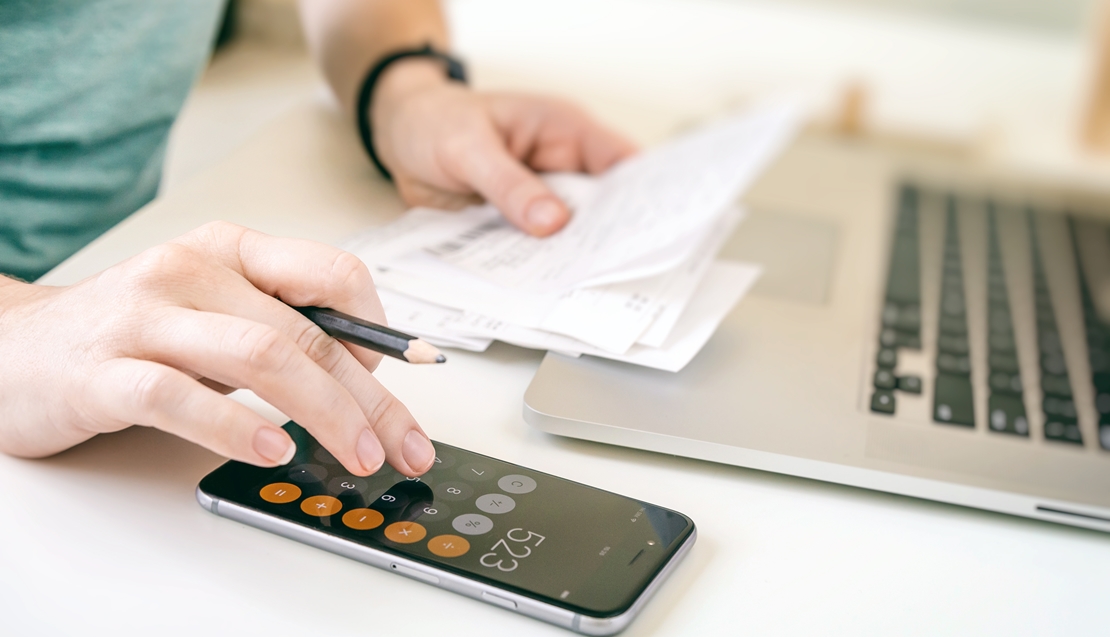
[198,422,693,616]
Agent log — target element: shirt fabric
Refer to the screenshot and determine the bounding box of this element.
[0,0,224,282]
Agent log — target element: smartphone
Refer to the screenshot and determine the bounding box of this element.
[197,422,696,635]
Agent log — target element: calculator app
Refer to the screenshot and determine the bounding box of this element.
[204,422,692,614]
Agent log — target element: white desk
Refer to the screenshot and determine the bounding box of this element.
[5,1,1110,635]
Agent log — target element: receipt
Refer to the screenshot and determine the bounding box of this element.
[417,100,799,292]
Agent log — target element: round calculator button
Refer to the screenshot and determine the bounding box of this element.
[300,495,342,517]
[416,502,451,523]
[497,474,537,495]
[432,452,456,470]
[368,488,405,510]
[328,476,368,496]
[313,447,339,465]
[287,464,327,484]
[458,463,494,482]
[384,521,427,544]
[342,508,384,530]
[435,481,474,502]
[428,535,470,558]
[452,513,494,536]
[259,482,301,504]
[403,474,434,487]
[475,493,516,515]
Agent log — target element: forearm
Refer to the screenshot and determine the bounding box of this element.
[298,0,450,114]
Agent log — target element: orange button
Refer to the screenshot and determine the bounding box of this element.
[384,521,427,544]
[300,495,342,517]
[260,482,301,504]
[342,508,385,530]
[427,534,470,558]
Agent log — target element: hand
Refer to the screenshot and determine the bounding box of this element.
[371,60,638,236]
[0,222,435,477]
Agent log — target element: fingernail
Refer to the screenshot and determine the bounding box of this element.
[253,427,296,465]
[357,428,385,473]
[525,199,566,232]
[402,430,435,473]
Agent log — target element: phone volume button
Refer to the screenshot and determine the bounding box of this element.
[391,563,440,585]
[481,592,518,610]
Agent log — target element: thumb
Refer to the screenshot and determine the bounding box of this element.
[459,140,570,237]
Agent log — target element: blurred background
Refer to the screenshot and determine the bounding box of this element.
[165,0,1109,194]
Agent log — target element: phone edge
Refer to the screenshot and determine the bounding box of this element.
[196,486,696,635]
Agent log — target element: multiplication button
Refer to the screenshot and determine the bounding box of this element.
[452,513,494,536]
[475,493,516,514]
[497,475,536,494]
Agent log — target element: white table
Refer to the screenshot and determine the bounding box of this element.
[4,2,1110,635]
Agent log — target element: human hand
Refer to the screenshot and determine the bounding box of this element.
[370,60,638,236]
[0,222,434,477]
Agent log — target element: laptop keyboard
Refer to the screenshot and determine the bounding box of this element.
[869,184,1110,451]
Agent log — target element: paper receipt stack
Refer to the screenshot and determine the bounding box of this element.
[344,101,800,372]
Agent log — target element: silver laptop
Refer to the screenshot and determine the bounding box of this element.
[523,132,1110,532]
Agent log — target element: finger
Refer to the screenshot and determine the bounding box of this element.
[173,224,386,373]
[195,274,436,476]
[455,137,571,237]
[578,119,639,174]
[89,358,296,467]
[140,308,381,476]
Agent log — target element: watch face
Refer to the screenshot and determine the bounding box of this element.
[201,422,694,616]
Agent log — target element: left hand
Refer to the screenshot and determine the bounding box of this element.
[370,60,638,237]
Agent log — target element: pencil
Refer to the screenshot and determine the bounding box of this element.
[294,306,446,365]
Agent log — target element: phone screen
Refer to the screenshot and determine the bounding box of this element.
[199,422,694,617]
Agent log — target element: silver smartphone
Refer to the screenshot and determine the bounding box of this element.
[196,421,696,635]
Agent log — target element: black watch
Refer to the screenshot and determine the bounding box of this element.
[356,44,468,181]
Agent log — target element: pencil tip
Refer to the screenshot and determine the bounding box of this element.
[435,354,447,364]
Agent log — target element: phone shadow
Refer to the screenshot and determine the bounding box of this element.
[621,534,715,637]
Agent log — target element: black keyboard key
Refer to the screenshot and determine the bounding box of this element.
[937,353,971,375]
[989,371,1023,395]
[1042,396,1078,420]
[989,353,1020,374]
[876,347,897,369]
[934,373,975,427]
[1042,374,1073,397]
[897,375,923,394]
[1045,419,1083,444]
[939,314,968,335]
[938,334,969,355]
[871,390,896,415]
[874,368,896,390]
[988,393,1029,436]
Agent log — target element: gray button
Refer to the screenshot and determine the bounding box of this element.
[452,513,494,535]
[476,493,516,514]
[416,502,451,523]
[458,463,494,481]
[435,481,474,502]
[328,476,368,495]
[497,474,537,495]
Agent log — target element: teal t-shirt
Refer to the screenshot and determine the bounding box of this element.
[0,0,224,282]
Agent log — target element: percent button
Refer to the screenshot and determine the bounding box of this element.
[452,513,494,536]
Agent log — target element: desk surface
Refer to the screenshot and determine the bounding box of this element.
[6,1,1110,635]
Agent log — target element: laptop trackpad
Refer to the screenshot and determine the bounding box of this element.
[719,209,838,305]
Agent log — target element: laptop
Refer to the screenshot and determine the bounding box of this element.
[523,132,1110,532]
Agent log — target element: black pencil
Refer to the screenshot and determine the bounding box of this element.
[294,306,446,365]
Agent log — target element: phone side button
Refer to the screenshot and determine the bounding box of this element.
[481,592,518,610]
[391,563,440,585]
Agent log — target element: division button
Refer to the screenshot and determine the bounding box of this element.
[300,495,342,517]
[342,508,384,530]
[498,474,537,495]
[452,513,494,536]
[260,482,301,504]
[384,521,427,544]
[427,534,471,558]
[476,493,516,514]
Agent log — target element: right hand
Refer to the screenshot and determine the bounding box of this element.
[0,222,436,477]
